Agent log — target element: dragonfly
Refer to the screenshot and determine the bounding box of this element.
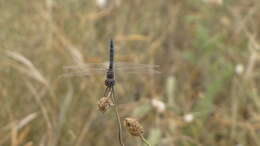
[63,39,160,88]
[64,40,159,146]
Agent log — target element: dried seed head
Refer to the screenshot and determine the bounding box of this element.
[124,118,144,136]
[97,97,114,112]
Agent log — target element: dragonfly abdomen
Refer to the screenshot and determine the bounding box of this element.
[109,40,114,70]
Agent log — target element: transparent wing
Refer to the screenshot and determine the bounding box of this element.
[63,62,160,77]
[64,61,159,68]
[62,65,106,77]
[114,62,160,68]
[114,62,160,74]
[116,69,160,74]
[63,62,108,70]
[61,69,106,77]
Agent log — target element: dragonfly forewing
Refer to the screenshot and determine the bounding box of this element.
[65,62,158,69]
[63,62,160,77]
[114,62,159,68]
[61,70,105,77]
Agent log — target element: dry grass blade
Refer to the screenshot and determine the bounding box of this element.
[244,33,260,80]
[53,84,74,146]
[2,113,38,132]
[25,82,53,136]
[16,113,38,131]
[69,47,85,67]
[40,5,86,66]
[0,113,38,145]
[6,51,49,86]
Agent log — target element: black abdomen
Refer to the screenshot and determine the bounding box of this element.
[109,40,114,70]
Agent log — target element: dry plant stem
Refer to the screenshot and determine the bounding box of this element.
[140,135,151,146]
[111,87,125,146]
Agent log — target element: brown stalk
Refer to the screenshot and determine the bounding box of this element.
[111,87,125,146]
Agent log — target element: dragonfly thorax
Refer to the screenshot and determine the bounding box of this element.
[106,70,114,78]
[105,78,115,87]
[105,70,115,87]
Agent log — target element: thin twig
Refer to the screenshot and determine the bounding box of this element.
[140,135,151,146]
[111,87,125,146]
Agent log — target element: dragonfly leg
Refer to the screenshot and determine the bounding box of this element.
[103,86,111,97]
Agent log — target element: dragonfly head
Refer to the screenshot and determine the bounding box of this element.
[105,78,115,87]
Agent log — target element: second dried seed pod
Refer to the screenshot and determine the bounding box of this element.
[124,117,144,136]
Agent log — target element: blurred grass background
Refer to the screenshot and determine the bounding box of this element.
[1,0,260,146]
